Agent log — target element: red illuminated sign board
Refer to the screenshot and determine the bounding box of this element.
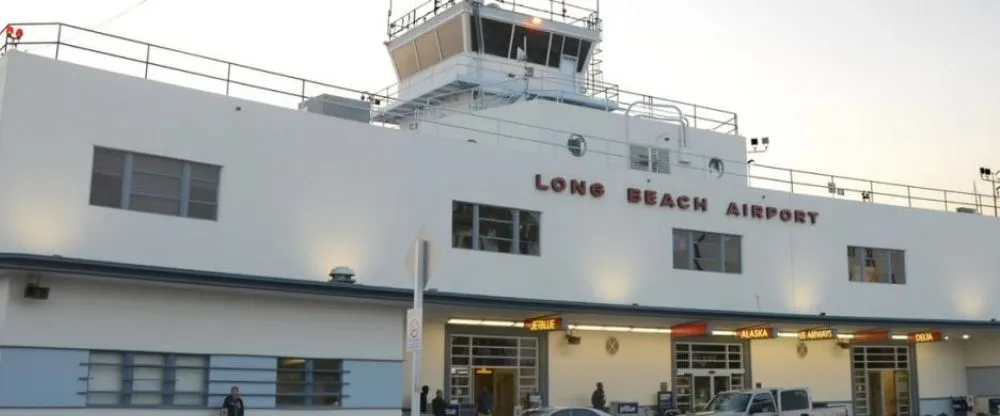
[736,327,776,341]
[670,323,710,338]
[798,328,838,341]
[853,330,890,343]
[907,331,942,343]
[524,316,565,332]
[534,174,819,225]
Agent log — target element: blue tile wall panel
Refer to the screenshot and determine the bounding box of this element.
[0,347,88,407]
[208,355,277,409]
[341,360,403,409]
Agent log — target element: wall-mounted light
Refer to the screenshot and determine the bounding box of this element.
[748,137,770,154]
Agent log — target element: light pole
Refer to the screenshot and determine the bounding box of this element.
[977,167,999,217]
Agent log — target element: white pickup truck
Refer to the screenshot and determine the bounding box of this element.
[695,387,851,416]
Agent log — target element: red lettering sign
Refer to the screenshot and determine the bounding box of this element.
[535,174,605,198]
[625,188,708,211]
[725,202,818,225]
[670,322,710,338]
[853,330,890,343]
[532,175,819,225]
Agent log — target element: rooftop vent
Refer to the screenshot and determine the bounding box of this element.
[328,266,357,284]
[299,94,371,123]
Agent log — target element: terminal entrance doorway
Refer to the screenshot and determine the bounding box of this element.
[851,345,913,416]
[474,368,517,416]
[448,334,539,416]
[673,342,747,413]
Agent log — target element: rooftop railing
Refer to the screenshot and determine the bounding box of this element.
[2,22,998,218]
[387,0,601,40]
[370,56,739,134]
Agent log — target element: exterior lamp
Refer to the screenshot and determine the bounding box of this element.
[328,266,356,284]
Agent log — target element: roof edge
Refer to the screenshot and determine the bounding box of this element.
[0,253,996,329]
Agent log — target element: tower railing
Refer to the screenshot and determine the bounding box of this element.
[370,56,737,134]
[2,22,996,217]
[388,0,601,40]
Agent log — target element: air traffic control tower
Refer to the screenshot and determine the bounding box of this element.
[374,0,613,123]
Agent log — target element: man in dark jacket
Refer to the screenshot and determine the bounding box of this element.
[591,382,606,410]
[420,385,430,415]
[432,389,448,416]
[222,386,245,416]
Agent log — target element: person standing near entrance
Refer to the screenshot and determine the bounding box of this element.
[420,385,430,416]
[220,386,245,416]
[432,389,448,416]
[477,386,493,416]
[591,382,606,411]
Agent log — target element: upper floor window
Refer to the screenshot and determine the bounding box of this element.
[452,201,540,256]
[673,229,742,274]
[276,358,343,407]
[90,147,221,220]
[629,145,669,174]
[847,246,905,284]
[85,351,208,407]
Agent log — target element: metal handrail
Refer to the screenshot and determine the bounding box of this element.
[370,57,738,134]
[387,0,601,40]
[2,22,997,217]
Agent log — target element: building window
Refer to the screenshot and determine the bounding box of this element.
[629,145,669,174]
[673,229,742,274]
[452,201,540,256]
[85,351,208,407]
[276,358,343,407]
[90,147,221,220]
[847,246,905,284]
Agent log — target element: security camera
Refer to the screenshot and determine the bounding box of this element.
[328,266,356,284]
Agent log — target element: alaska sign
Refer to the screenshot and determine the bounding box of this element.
[534,174,820,225]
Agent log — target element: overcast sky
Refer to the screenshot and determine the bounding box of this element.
[3,0,999,208]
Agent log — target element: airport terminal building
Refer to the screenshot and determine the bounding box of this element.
[1,1,1000,416]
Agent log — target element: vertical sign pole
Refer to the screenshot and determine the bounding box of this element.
[411,239,427,414]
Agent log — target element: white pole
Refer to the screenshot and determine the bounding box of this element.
[411,239,427,414]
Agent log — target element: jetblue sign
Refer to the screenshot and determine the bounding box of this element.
[615,402,639,415]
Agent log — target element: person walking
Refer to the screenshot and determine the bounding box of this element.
[420,385,431,416]
[591,382,606,411]
[221,386,245,416]
[432,389,448,416]
[477,386,493,416]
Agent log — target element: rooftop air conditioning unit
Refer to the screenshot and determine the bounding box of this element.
[298,94,371,123]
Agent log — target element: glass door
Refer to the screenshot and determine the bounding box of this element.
[693,376,713,410]
[691,375,733,411]
[894,370,911,416]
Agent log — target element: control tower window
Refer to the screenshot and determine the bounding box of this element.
[509,25,550,66]
[547,34,563,68]
[577,40,592,71]
[470,18,514,58]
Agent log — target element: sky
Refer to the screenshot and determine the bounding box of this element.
[3,0,999,207]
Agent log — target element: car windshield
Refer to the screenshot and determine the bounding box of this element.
[703,392,751,412]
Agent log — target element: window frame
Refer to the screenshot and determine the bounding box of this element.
[672,229,743,274]
[629,145,670,174]
[847,246,906,284]
[275,358,344,408]
[84,350,209,408]
[451,201,541,256]
[89,146,221,220]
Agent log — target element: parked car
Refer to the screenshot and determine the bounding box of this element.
[523,407,616,416]
[696,388,851,416]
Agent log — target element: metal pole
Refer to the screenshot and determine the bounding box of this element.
[411,239,427,413]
